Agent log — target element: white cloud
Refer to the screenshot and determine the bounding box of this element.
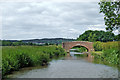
[87,24,106,31]
[17,7,30,12]
[113,30,119,35]
[1,2,109,40]
[0,0,100,2]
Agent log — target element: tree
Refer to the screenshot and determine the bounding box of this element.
[114,34,120,41]
[2,41,12,46]
[77,30,116,42]
[98,0,120,32]
[92,34,97,42]
[88,33,97,42]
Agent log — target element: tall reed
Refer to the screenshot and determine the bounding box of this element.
[2,45,66,77]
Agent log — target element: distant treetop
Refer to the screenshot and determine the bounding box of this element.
[77,30,119,42]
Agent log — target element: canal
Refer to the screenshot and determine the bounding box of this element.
[6,51,119,78]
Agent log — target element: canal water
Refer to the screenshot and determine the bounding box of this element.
[6,51,119,78]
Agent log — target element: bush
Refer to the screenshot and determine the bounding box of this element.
[102,49,119,64]
[92,41,119,65]
[93,48,119,65]
[93,41,103,51]
[38,53,49,66]
[31,52,49,66]
[93,41,119,51]
[17,53,32,68]
[2,54,19,76]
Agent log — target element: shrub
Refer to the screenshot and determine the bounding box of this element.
[93,48,119,65]
[92,41,119,65]
[17,53,32,68]
[93,41,119,51]
[102,49,119,64]
[93,41,103,51]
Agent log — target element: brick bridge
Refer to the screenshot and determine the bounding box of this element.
[62,41,94,52]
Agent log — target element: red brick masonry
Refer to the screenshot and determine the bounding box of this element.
[62,41,94,52]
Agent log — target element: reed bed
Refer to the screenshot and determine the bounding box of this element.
[2,45,66,77]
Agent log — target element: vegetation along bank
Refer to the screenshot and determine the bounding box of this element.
[92,41,120,66]
[2,45,66,78]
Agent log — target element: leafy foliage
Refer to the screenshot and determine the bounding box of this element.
[92,48,119,65]
[93,41,103,51]
[98,1,120,31]
[93,41,119,51]
[77,30,117,42]
[92,41,120,65]
[114,34,120,41]
[102,49,119,64]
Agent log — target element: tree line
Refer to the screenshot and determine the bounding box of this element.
[0,40,53,46]
[77,30,120,42]
[0,38,75,46]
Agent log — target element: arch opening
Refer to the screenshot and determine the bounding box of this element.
[70,45,89,53]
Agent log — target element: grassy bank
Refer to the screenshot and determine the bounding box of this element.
[92,41,120,66]
[93,41,119,51]
[2,45,66,77]
[91,51,103,55]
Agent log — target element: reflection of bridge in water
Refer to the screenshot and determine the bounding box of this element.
[69,51,83,57]
[65,51,94,61]
[70,52,83,54]
[67,51,93,58]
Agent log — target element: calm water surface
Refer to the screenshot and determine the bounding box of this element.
[7,52,119,78]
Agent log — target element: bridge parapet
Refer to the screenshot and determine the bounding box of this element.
[62,41,94,52]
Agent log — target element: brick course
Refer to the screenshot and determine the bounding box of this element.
[62,41,94,52]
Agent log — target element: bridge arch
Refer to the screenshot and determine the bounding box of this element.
[62,41,94,52]
[70,45,89,52]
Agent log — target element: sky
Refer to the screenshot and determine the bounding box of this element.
[0,1,118,40]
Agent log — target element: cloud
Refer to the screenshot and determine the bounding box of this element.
[0,0,100,2]
[1,2,108,40]
[17,6,31,12]
[87,24,106,31]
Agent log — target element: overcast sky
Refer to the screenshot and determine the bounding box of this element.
[0,1,118,40]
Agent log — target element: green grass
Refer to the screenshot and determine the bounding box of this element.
[93,41,119,51]
[2,45,66,77]
[92,41,120,66]
[91,51,103,55]
[92,48,119,65]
